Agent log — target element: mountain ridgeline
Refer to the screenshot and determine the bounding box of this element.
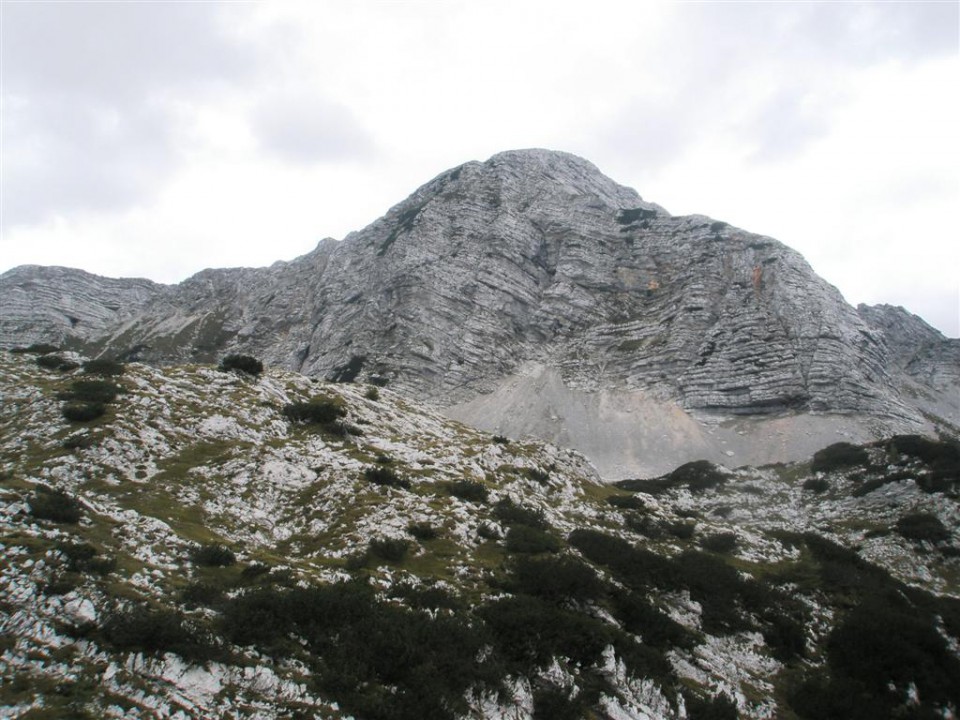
[2,150,957,475]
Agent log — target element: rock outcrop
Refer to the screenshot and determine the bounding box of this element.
[2,149,956,474]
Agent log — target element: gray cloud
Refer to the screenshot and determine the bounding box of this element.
[252,92,379,165]
[591,2,957,175]
[1,2,256,229]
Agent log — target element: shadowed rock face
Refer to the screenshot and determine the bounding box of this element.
[2,149,956,474]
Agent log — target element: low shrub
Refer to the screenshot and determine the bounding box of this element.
[407,522,439,541]
[493,498,546,528]
[62,433,94,450]
[480,594,610,670]
[180,582,226,608]
[363,465,410,489]
[388,582,463,611]
[282,397,346,425]
[61,401,105,422]
[218,354,263,376]
[524,467,551,485]
[607,494,645,510]
[11,343,59,355]
[447,479,488,502]
[100,604,217,662]
[533,685,587,720]
[36,354,79,371]
[477,523,502,540]
[58,379,122,404]
[684,691,739,720]
[699,532,738,554]
[894,512,950,544]
[189,543,237,567]
[569,529,676,590]
[28,487,81,523]
[505,526,561,554]
[667,460,728,491]
[492,434,510,444]
[221,582,487,720]
[363,386,380,401]
[369,537,410,562]
[610,589,694,650]
[56,541,115,574]
[82,358,125,376]
[666,521,696,539]
[506,555,603,604]
[615,460,726,495]
[802,476,830,493]
[811,442,869,473]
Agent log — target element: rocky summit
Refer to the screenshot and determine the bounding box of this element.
[1,149,957,477]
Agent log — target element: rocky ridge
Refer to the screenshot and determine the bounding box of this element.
[1,349,958,719]
[1,150,957,476]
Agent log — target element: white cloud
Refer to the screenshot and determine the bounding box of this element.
[0,1,956,335]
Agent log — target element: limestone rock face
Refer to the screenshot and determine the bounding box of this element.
[1,149,956,474]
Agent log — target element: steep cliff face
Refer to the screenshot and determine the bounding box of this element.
[1,150,955,474]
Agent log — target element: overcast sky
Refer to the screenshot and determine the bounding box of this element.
[1,1,957,336]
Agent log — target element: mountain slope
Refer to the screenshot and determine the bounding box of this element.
[1,150,957,475]
[1,349,958,719]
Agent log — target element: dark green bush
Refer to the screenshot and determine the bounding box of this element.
[363,465,410,489]
[369,537,410,562]
[477,523,502,540]
[28,488,81,523]
[58,379,122,404]
[480,594,610,671]
[825,595,960,713]
[615,460,726,495]
[447,479,488,502]
[811,442,869,473]
[505,526,561,554]
[569,529,677,591]
[666,521,696,539]
[524,467,550,484]
[218,354,262,376]
[407,522,439,541]
[56,541,114,574]
[388,583,463,612]
[607,494,645,510]
[61,401,105,422]
[802,476,830,493]
[62,433,94,450]
[189,543,237,567]
[492,434,510,444]
[610,589,694,650]
[506,555,603,604]
[685,691,739,720]
[100,604,217,662]
[11,343,59,355]
[221,583,488,720]
[667,460,728,491]
[364,386,380,401]
[36,354,79,371]
[282,397,346,425]
[180,582,226,608]
[493,498,546,528]
[533,685,587,720]
[894,512,950,544]
[700,532,738,554]
[82,358,125,376]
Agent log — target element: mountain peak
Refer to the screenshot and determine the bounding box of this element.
[1,151,956,475]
